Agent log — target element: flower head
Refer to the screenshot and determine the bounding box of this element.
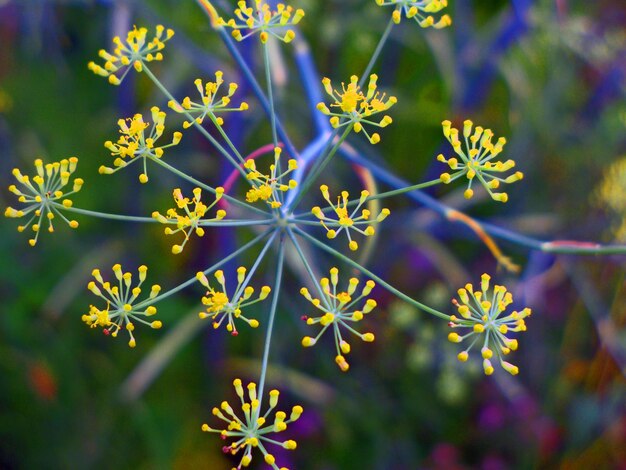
[218,0,305,43]
[5,158,83,246]
[317,74,396,144]
[447,273,531,375]
[82,264,162,347]
[595,156,626,241]
[437,120,523,202]
[152,187,226,254]
[300,267,377,372]
[100,107,182,183]
[244,147,298,209]
[88,25,174,85]
[168,72,249,129]
[196,268,271,335]
[374,0,452,28]
[311,185,390,251]
[202,378,303,469]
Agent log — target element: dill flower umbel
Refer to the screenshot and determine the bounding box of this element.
[595,156,626,241]
[374,0,452,28]
[447,273,531,375]
[83,264,162,347]
[202,379,303,470]
[218,0,305,43]
[437,119,523,202]
[5,158,83,246]
[317,74,397,144]
[152,187,226,254]
[88,25,174,85]
[301,267,377,372]
[100,107,182,183]
[168,72,249,128]
[244,147,298,208]
[196,268,271,335]
[311,185,390,251]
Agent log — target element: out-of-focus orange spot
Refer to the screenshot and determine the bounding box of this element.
[27,361,57,402]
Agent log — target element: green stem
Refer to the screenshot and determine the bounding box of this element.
[359,16,395,87]
[285,227,332,310]
[257,234,285,402]
[262,43,279,147]
[367,178,442,200]
[291,177,443,219]
[232,229,278,300]
[55,203,271,226]
[288,125,354,211]
[293,227,450,320]
[134,228,272,309]
[52,204,156,223]
[143,65,248,180]
[208,113,246,164]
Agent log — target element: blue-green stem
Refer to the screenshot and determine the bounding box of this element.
[257,234,285,401]
[206,19,300,160]
[232,229,278,300]
[52,204,156,223]
[261,41,284,208]
[133,228,272,309]
[359,16,395,87]
[293,227,450,320]
[286,226,332,310]
[142,65,248,180]
[288,124,354,211]
[262,42,279,147]
[208,113,246,164]
[55,202,271,227]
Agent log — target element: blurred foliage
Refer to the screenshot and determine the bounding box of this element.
[1,0,625,469]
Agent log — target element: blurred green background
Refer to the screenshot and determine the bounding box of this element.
[1,0,625,468]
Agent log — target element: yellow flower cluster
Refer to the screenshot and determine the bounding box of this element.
[301,268,377,372]
[218,0,305,43]
[152,187,226,254]
[82,264,162,347]
[244,147,298,209]
[202,379,303,469]
[374,0,452,28]
[447,273,531,375]
[595,156,626,241]
[317,74,397,144]
[5,158,83,246]
[88,25,174,85]
[437,119,523,202]
[196,268,271,335]
[311,185,390,251]
[100,107,182,183]
[168,72,249,128]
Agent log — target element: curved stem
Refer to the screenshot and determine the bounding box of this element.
[293,227,450,320]
[257,233,285,401]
